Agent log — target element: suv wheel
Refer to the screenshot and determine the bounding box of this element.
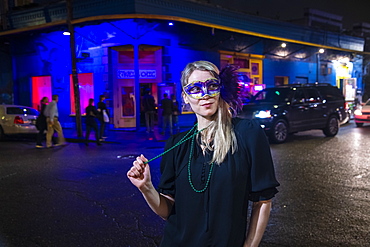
[270,119,288,143]
[356,123,364,127]
[323,115,339,137]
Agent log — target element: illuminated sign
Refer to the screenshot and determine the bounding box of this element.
[117,70,157,79]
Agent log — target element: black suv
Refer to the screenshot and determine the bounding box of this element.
[239,83,348,143]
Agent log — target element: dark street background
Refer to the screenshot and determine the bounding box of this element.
[0,122,369,246]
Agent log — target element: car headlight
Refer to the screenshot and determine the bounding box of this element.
[255,110,272,118]
[354,109,362,116]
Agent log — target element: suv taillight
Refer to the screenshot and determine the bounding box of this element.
[14,116,24,124]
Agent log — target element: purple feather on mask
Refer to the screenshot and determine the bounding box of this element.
[219,64,242,116]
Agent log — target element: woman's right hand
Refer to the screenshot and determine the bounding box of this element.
[127,154,152,192]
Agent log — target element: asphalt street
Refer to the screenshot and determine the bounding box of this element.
[0,122,369,246]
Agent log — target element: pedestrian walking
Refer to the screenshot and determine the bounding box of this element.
[44,94,66,148]
[142,89,156,133]
[160,93,173,135]
[35,96,49,148]
[97,94,109,140]
[85,98,101,146]
[127,60,279,247]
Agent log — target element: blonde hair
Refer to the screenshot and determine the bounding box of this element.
[181,61,238,164]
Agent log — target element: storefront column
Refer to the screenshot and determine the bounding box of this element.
[134,43,141,131]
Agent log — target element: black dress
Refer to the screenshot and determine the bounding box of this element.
[158,118,280,247]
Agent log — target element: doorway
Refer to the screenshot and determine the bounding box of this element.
[111,44,163,128]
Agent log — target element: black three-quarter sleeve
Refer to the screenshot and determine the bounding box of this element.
[157,135,177,197]
[237,119,280,202]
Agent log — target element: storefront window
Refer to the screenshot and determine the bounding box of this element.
[121,86,135,117]
[70,73,94,115]
[234,58,249,69]
[119,50,156,64]
[32,76,52,111]
[220,52,264,99]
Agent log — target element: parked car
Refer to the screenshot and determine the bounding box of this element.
[0,104,39,140]
[353,99,370,127]
[239,83,348,143]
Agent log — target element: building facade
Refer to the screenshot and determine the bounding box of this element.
[0,0,366,129]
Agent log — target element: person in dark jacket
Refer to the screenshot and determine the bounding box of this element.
[97,94,109,140]
[142,89,156,133]
[160,93,173,135]
[85,98,101,146]
[171,94,180,133]
[35,96,49,148]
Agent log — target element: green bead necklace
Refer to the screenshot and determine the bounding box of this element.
[187,129,214,193]
[143,123,214,193]
[143,124,199,164]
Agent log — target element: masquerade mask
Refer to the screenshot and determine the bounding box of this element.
[183,78,221,99]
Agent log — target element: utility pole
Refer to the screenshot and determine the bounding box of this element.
[316,52,320,83]
[66,0,82,137]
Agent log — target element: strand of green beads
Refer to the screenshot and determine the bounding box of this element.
[143,124,198,164]
[187,129,214,193]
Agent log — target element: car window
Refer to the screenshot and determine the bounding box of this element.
[6,107,39,116]
[317,86,343,100]
[292,89,305,103]
[305,89,321,103]
[253,88,291,103]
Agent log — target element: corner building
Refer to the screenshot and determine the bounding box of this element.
[0,0,366,129]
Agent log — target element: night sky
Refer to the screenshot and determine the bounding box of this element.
[207,0,370,30]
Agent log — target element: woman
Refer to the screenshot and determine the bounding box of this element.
[127,61,279,246]
[35,96,49,148]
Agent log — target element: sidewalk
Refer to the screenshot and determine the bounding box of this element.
[63,113,197,144]
[63,126,183,145]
